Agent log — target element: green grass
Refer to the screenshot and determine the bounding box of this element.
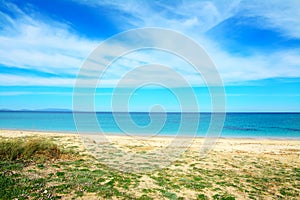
[197,194,208,200]
[0,136,299,199]
[212,194,236,200]
[0,136,76,200]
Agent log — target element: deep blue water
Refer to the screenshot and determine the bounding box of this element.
[0,111,299,138]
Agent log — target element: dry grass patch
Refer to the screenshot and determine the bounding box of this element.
[0,137,62,161]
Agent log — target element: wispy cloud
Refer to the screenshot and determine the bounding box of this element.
[0,0,299,88]
[71,0,300,85]
[0,74,74,86]
[238,0,300,38]
[83,0,241,33]
[0,2,98,76]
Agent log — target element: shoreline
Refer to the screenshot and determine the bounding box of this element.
[1,128,300,140]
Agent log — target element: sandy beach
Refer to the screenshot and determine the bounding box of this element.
[0,129,299,199]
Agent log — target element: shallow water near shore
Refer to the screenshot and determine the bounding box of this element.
[0,111,299,138]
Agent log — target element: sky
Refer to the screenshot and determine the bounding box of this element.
[0,0,299,112]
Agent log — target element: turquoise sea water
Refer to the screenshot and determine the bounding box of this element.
[0,111,299,138]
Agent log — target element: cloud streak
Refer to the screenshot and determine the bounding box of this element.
[0,0,299,88]
[0,2,98,76]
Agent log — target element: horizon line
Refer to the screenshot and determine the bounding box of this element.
[1,109,300,114]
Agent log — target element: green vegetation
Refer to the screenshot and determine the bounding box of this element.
[0,136,299,199]
[0,137,61,161]
[0,137,74,199]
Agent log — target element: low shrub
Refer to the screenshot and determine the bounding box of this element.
[0,137,61,161]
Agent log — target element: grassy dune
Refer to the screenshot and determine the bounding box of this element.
[0,131,299,199]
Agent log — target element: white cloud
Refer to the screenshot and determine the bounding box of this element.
[0,74,75,86]
[1,0,299,88]
[0,91,125,96]
[0,2,98,75]
[82,31,300,87]
[85,0,241,33]
[74,0,300,86]
[204,41,300,84]
[239,0,300,38]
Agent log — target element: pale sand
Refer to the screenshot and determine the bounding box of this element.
[1,129,299,155]
[1,129,299,173]
[1,129,299,199]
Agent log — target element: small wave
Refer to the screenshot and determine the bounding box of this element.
[267,126,300,132]
[224,126,258,131]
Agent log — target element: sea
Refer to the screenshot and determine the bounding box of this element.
[0,111,299,139]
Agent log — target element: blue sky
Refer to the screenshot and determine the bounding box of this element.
[0,0,299,112]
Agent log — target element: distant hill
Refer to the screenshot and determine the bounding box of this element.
[0,108,72,112]
[34,108,72,112]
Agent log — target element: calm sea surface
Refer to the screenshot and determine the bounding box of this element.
[0,112,299,138]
